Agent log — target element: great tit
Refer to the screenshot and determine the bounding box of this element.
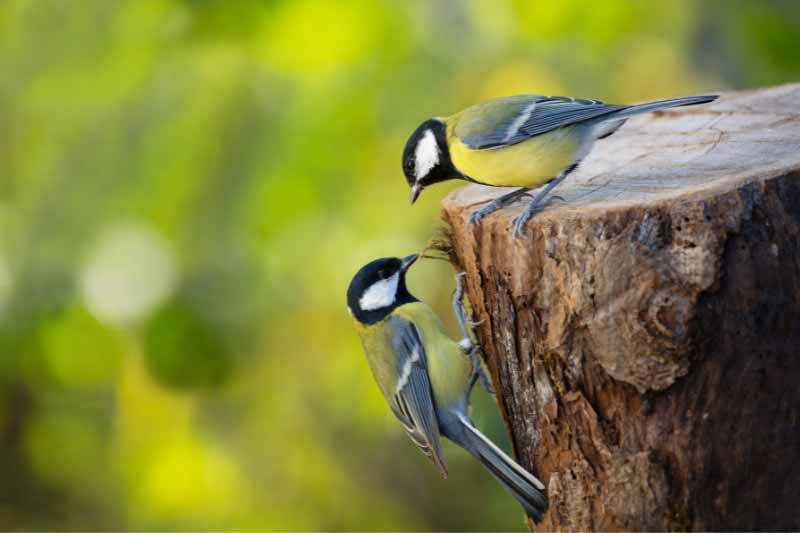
[402,92,719,237]
[347,254,548,522]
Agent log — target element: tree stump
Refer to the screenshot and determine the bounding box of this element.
[441,84,800,531]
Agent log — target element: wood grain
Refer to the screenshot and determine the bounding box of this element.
[441,84,800,531]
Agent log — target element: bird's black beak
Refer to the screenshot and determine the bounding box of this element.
[400,254,419,272]
[409,184,422,205]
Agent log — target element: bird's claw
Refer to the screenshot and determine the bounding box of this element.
[470,351,495,395]
[453,271,474,342]
[512,212,532,239]
[467,203,498,230]
[452,272,493,394]
[512,195,566,239]
[454,273,484,328]
[467,188,534,231]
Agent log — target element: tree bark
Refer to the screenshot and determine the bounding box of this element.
[441,84,800,531]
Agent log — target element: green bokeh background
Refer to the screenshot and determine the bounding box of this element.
[0,0,798,530]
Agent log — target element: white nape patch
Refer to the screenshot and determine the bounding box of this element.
[396,344,421,393]
[359,271,400,311]
[414,129,440,179]
[503,101,537,143]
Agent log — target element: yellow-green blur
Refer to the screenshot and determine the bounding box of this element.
[0,0,798,530]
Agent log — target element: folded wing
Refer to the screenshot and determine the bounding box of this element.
[387,315,448,476]
[459,95,625,150]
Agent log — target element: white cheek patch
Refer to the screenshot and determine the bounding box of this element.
[414,129,440,180]
[359,272,400,311]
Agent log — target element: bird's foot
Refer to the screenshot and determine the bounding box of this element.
[453,272,473,342]
[469,349,495,395]
[467,188,531,230]
[467,199,504,229]
[453,272,492,394]
[512,195,566,239]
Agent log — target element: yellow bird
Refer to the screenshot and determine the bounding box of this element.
[402,93,718,237]
[347,254,548,521]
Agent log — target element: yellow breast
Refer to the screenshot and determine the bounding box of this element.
[393,304,471,406]
[354,303,472,408]
[448,126,580,188]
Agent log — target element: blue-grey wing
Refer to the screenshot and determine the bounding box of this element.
[459,95,626,150]
[387,315,448,477]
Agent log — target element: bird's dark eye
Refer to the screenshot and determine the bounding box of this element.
[404,159,414,173]
[377,269,386,279]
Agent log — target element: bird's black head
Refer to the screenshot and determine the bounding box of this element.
[347,255,419,324]
[402,118,457,204]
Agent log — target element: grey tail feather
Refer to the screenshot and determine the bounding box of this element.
[453,414,548,523]
[609,94,719,120]
[593,118,626,140]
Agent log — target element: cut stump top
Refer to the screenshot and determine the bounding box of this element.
[444,83,800,220]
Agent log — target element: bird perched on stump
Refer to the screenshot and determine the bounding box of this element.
[347,254,548,522]
[402,92,719,238]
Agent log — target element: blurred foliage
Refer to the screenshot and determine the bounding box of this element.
[0,0,797,530]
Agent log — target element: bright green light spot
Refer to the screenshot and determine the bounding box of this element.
[40,305,124,388]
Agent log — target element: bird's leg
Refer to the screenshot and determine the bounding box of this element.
[469,349,494,395]
[467,187,531,229]
[453,272,494,394]
[511,193,567,239]
[453,273,473,344]
[512,162,579,239]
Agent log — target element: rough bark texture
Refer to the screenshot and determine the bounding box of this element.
[441,84,800,531]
